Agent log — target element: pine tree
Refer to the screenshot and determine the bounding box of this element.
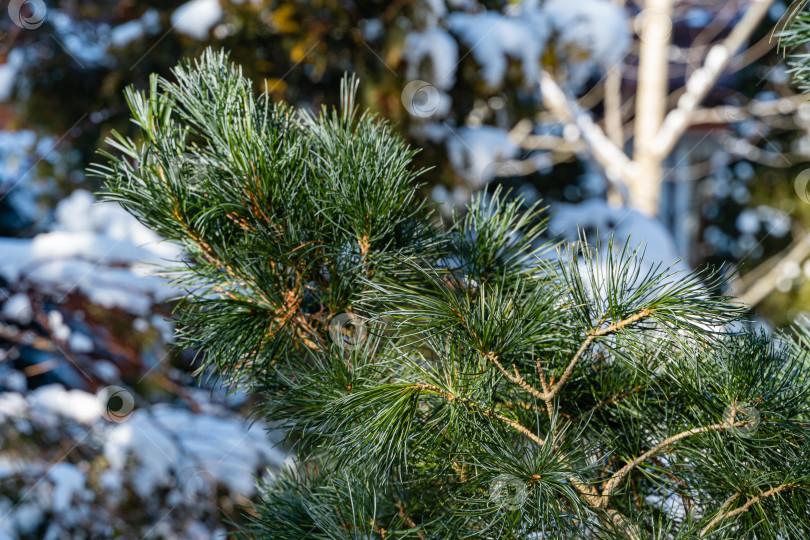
[91,50,810,539]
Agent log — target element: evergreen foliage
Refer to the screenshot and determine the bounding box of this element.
[92,50,810,539]
[779,1,810,92]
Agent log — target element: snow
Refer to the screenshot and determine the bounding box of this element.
[2,293,32,324]
[68,332,94,353]
[92,361,120,382]
[403,0,629,93]
[48,310,71,341]
[110,10,160,48]
[550,199,684,270]
[49,11,114,67]
[0,379,288,537]
[0,190,182,315]
[0,128,42,233]
[0,370,27,393]
[0,392,28,420]
[30,384,104,424]
[111,21,144,47]
[48,463,87,513]
[644,491,686,520]
[546,1,630,66]
[432,184,472,214]
[446,126,520,188]
[104,405,287,498]
[422,0,447,27]
[172,0,224,41]
[546,0,631,86]
[9,503,43,534]
[0,130,37,183]
[0,49,24,102]
[404,28,458,91]
[447,8,548,88]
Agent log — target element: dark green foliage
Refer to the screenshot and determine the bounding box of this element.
[94,50,810,539]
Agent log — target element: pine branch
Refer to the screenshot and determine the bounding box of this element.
[483,351,545,401]
[535,359,555,424]
[95,50,810,538]
[547,309,651,399]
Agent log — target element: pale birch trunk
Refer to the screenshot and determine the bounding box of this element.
[631,0,673,217]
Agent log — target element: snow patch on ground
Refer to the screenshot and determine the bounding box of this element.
[0,382,287,538]
[105,406,287,498]
[48,463,88,513]
[29,384,104,425]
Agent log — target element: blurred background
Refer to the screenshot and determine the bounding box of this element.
[1,0,809,538]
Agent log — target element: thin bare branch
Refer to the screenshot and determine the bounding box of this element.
[549,309,651,398]
[690,95,808,125]
[536,359,555,424]
[652,0,776,158]
[604,65,624,148]
[484,351,545,400]
[736,233,810,308]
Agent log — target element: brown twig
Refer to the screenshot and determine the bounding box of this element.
[396,500,425,539]
[600,420,748,505]
[484,351,544,400]
[548,309,651,400]
[415,383,544,446]
[536,358,555,424]
[699,484,799,536]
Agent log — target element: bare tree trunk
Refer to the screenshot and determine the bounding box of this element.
[631,0,673,217]
[604,64,625,207]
